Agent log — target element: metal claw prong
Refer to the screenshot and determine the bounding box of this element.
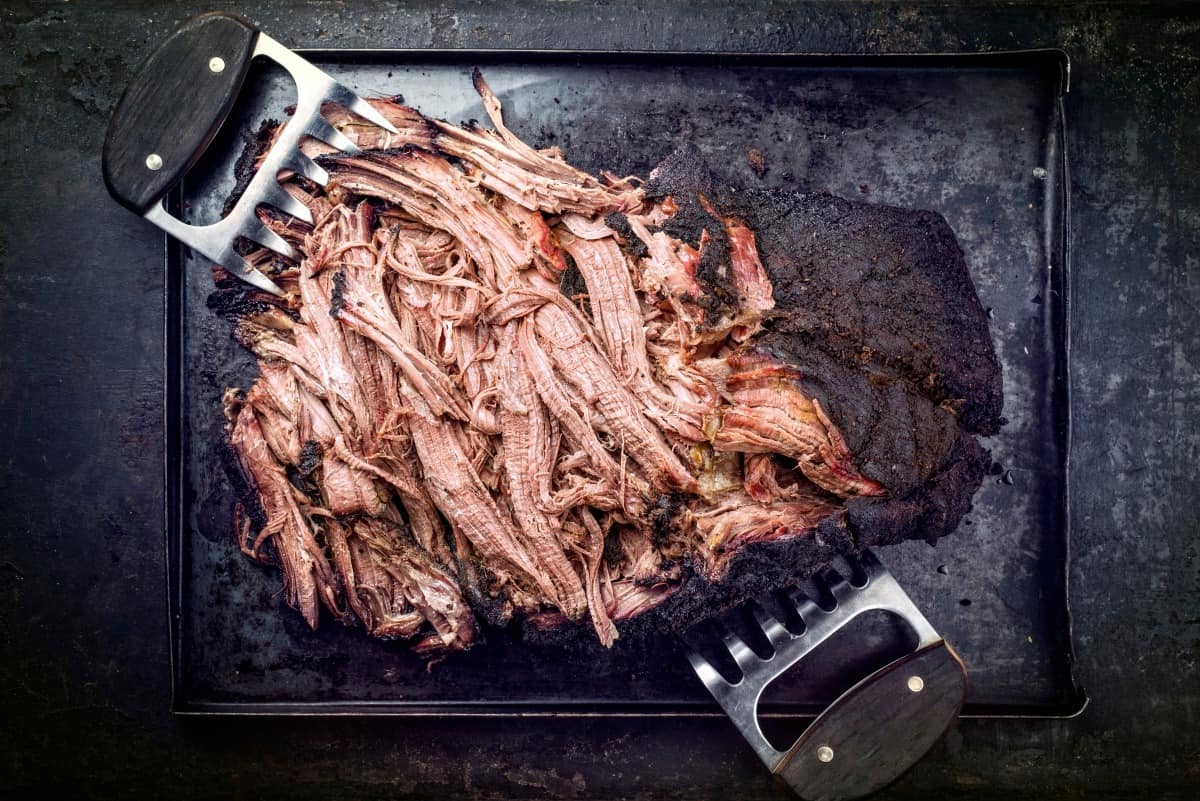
[686,651,731,695]
[786,587,823,626]
[323,81,399,134]
[283,152,330,187]
[721,629,760,674]
[824,568,854,604]
[305,115,361,155]
[749,603,792,652]
[243,221,297,261]
[258,182,314,224]
[224,253,285,297]
[810,573,838,611]
[840,552,872,588]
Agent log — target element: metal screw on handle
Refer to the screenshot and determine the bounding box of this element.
[101,12,398,296]
[687,551,968,801]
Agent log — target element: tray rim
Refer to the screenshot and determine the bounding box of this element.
[164,46,1087,720]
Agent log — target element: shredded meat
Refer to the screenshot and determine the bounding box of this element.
[215,69,997,656]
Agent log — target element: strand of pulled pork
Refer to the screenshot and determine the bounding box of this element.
[225,75,887,653]
[320,147,700,626]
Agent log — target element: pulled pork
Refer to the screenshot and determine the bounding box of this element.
[217,70,991,655]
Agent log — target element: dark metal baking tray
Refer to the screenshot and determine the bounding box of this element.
[166,49,1084,718]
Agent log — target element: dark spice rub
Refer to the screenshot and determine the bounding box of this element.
[214,72,1002,656]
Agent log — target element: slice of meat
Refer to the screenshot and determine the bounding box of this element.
[496,322,588,619]
[742,453,803,504]
[321,149,530,290]
[431,70,642,217]
[349,517,477,652]
[225,392,343,629]
[330,244,470,422]
[532,301,698,493]
[405,410,554,605]
[606,579,681,622]
[693,490,841,575]
[557,230,713,441]
[516,319,646,515]
[720,216,774,317]
[705,351,887,499]
[326,518,424,639]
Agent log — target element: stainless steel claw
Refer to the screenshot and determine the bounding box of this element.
[687,550,942,772]
[146,30,396,296]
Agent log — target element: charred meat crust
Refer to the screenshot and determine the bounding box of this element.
[521,151,1001,649]
[646,145,1002,436]
[223,118,280,219]
[740,190,1003,437]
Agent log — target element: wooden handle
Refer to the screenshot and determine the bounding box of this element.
[774,641,967,801]
[102,12,259,212]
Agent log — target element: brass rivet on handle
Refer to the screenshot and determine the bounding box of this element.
[816,745,834,763]
[209,56,226,73]
[908,675,925,693]
[145,153,163,171]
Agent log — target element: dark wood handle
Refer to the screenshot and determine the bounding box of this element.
[774,641,967,801]
[102,12,259,213]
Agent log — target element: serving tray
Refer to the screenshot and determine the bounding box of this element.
[166,49,1084,718]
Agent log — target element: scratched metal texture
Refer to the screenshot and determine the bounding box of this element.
[1,2,1197,799]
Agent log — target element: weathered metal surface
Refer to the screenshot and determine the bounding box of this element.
[1,2,1197,799]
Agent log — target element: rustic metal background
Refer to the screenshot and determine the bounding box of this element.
[1,2,1197,798]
